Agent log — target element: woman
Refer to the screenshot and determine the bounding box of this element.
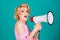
[14,3,42,40]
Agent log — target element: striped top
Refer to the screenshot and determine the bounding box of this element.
[14,22,38,40]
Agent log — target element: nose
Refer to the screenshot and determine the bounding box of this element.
[25,12,29,16]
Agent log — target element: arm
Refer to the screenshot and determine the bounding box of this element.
[29,27,38,38]
[15,23,24,35]
[34,31,39,38]
[15,22,29,40]
[29,22,41,38]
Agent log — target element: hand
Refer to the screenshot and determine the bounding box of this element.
[34,22,42,31]
[29,22,42,38]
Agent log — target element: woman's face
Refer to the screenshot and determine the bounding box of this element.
[18,7,29,22]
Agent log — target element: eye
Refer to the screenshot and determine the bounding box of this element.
[26,10,28,12]
[21,10,24,12]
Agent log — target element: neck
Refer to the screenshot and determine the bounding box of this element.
[18,19,26,24]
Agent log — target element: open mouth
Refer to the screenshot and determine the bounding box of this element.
[24,16,28,18]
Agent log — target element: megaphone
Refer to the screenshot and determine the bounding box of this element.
[30,11,54,25]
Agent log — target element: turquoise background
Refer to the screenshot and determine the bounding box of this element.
[0,0,60,40]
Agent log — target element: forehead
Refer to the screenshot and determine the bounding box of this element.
[20,7,28,11]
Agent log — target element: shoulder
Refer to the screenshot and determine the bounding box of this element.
[15,22,24,34]
[15,21,24,34]
[15,21,22,27]
[15,21,23,29]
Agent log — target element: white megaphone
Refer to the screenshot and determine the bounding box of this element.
[30,11,54,25]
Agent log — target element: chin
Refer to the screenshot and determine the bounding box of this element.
[24,19,27,22]
[23,18,27,22]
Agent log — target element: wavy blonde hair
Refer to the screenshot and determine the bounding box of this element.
[14,3,30,20]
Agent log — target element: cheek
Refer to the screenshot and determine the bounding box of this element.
[20,13,24,18]
[19,12,24,16]
[27,13,30,16]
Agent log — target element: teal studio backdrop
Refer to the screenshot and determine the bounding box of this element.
[0,0,60,40]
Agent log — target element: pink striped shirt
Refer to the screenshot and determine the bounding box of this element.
[14,23,37,40]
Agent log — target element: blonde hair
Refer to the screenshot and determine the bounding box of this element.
[14,3,30,20]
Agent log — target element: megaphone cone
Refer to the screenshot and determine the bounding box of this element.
[30,11,54,25]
